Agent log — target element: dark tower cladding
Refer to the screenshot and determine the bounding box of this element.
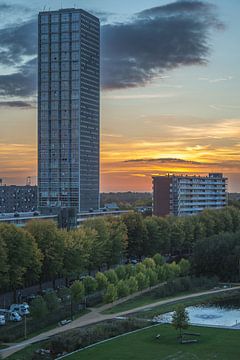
[38,8,100,213]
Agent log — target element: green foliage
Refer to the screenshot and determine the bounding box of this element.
[30,296,48,320]
[127,276,139,294]
[0,224,42,290]
[142,258,156,269]
[178,259,191,276]
[117,280,129,298]
[0,234,9,289]
[64,227,96,278]
[145,268,158,287]
[153,253,164,266]
[136,272,149,291]
[105,269,118,284]
[107,218,128,266]
[44,291,60,312]
[122,213,148,258]
[95,272,108,291]
[103,284,118,303]
[26,220,64,281]
[83,276,97,295]
[115,265,127,280]
[171,305,189,337]
[70,280,85,304]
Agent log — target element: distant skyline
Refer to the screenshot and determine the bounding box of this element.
[0,0,239,192]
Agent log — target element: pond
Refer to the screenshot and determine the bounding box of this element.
[153,293,240,329]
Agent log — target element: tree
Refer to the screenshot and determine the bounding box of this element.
[30,296,48,320]
[178,259,191,276]
[127,276,138,294]
[136,272,149,291]
[0,224,42,296]
[105,269,118,284]
[144,217,161,256]
[146,268,158,287]
[103,284,117,303]
[95,272,108,291]
[26,220,64,285]
[153,253,164,266]
[172,305,189,338]
[83,276,97,295]
[107,218,128,266]
[122,213,148,259]
[63,227,95,282]
[0,234,9,290]
[83,218,111,269]
[115,265,127,280]
[70,280,85,304]
[44,291,60,312]
[117,280,129,298]
[142,258,156,269]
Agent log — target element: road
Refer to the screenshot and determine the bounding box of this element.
[1,285,239,359]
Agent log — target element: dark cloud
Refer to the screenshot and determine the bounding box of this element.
[0,57,37,97]
[101,0,223,89]
[0,101,34,108]
[0,1,223,97]
[124,158,207,165]
[0,19,37,66]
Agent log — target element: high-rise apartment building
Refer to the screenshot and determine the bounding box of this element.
[38,8,100,213]
[153,173,227,217]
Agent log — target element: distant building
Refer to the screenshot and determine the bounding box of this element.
[38,8,100,213]
[0,185,37,214]
[153,173,227,217]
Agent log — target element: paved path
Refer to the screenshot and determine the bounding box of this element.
[1,285,239,359]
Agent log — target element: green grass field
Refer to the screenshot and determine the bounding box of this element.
[66,324,240,360]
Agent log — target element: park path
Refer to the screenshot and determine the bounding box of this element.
[1,285,240,359]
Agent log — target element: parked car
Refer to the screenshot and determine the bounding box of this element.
[10,303,30,316]
[0,314,6,326]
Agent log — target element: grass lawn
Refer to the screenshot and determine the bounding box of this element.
[66,324,240,360]
[5,342,49,360]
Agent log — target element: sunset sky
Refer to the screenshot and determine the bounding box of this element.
[0,0,239,192]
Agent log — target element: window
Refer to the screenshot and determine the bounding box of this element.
[71,22,79,31]
[41,63,49,71]
[51,72,59,81]
[51,34,59,42]
[61,23,69,32]
[61,62,69,71]
[51,52,59,61]
[71,42,80,50]
[51,24,59,32]
[72,13,79,21]
[71,51,79,61]
[51,62,59,71]
[41,15,48,24]
[61,33,70,41]
[72,62,79,70]
[41,34,49,43]
[41,24,48,33]
[51,14,59,23]
[61,72,69,80]
[61,13,69,22]
[61,52,69,61]
[61,42,70,51]
[72,32,79,41]
[51,43,59,52]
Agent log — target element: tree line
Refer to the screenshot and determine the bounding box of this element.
[1,205,240,293]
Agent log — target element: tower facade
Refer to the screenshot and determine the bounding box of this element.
[38,9,100,212]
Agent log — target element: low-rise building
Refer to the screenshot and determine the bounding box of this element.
[153,173,227,217]
[0,185,37,214]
